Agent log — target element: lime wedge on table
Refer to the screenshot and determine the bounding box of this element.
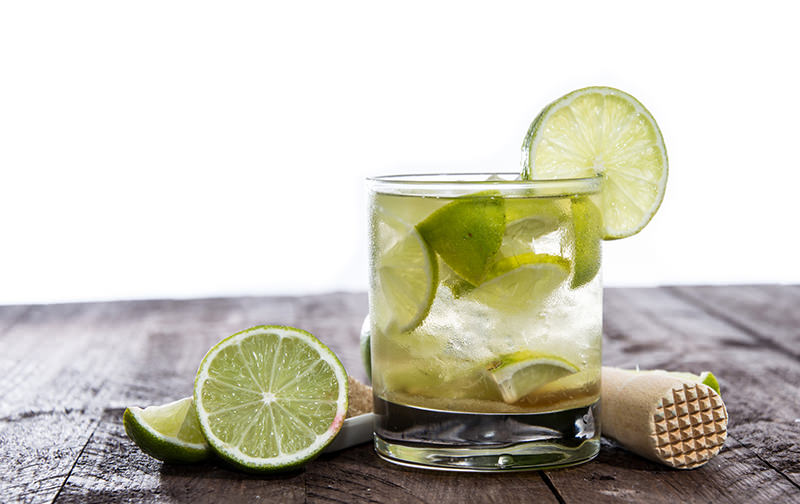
[464,253,570,310]
[193,326,348,473]
[523,86,668,239]
[416,194,505,286]
[373,207,438,332]
[487,351,579,404]
[570,196,603,288]
[123,397,211,463]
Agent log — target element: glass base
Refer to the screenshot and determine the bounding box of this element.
[373,398,600,472]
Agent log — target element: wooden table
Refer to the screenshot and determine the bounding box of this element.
[1,286,799,503]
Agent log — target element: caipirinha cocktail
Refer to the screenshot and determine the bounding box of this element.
[368,176,603,470]
[367,87,668,471]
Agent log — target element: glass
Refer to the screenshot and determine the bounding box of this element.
[367,173,603,471]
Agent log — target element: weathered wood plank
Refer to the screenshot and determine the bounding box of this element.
[668,284,800,360]
[544,287,800,503]
[307,444,558,504]
[2,288,799,503]
[55,408,306,504]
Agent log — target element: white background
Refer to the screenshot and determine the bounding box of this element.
[1,1,798,305]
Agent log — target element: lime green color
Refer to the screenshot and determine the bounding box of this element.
[570,197,603,288]
[360,316,372,382]
[522,86,668,239]
[464,253,570,310]
[193,325,348,473]
[373,208,438,333]
[416,194,505,285]
[487,351,579,404]
[669,371,721,395]
[123,397,211,463]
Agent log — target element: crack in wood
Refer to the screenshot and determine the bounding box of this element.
[50,418,101,504]
[540,471,567,504]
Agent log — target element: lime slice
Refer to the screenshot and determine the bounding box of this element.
[487,351,579,404]
[193,325,348,473]
[570,196,603,288]
[416,193,505,285]
[123,397,211,463]
[465,253,570,310]
[373,207,438,332]
[523,86,668,239]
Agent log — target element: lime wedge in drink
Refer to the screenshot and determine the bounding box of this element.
[522,86,668,239]
[193,325,348,473]
[373,207,438,332]
[487,351,579,404]
[570,196,603,288]
[123,397,211,463]
[464,253,570,310]
[416,193,505,285]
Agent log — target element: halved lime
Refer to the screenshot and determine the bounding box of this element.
[416,193,505,285]
[570,196,603,288]
[193,325,348,473]
[465,253,570,310]
[523,86,668,239]
[373,207,438,332]
[123,397,211,463]
[487,351,579,404]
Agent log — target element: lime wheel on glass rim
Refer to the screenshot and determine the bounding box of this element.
[522,86,668,240]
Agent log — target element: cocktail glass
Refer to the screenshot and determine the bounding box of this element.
[367,173,603,471]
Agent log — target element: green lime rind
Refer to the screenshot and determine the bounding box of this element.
[570,196,603,289]
[193,325,348,474]
[123,397,211,463]
[416,192,505,286]
[360,316,372,382]
[522,86,668,240]
[699,371,721,395]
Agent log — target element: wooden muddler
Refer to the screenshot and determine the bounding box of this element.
[600,367,728,469]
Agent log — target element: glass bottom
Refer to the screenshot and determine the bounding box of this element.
[373,397,600,472]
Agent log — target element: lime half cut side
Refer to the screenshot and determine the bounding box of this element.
[193,325,348,473]
[523,86,668,239]
[123,397,211,463]
[373,207,438,333]
[487,351,579,404]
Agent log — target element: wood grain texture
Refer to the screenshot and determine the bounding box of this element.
[0,287,798,503]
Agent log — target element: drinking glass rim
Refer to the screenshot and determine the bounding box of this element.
[367,172,602,196]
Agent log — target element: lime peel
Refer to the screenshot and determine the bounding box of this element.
[123,397,211,463]
[416,193,505,285]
